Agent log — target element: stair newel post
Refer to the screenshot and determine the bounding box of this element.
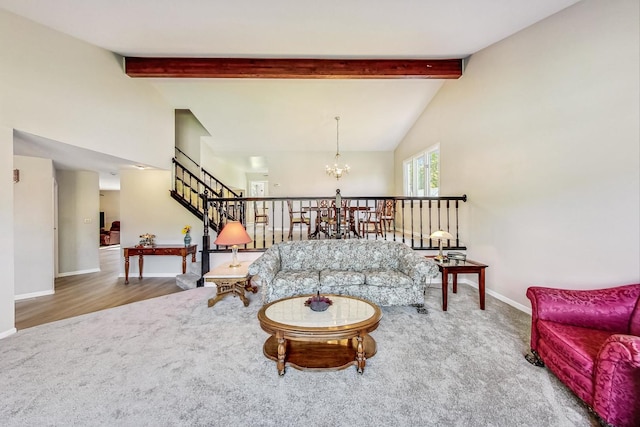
[199,189,210,287]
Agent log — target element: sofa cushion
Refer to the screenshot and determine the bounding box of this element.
[320,270,365,287]
[538,320,613,379]
[277,240,403,271]
[273,270,320,294]
[365,269,413,288]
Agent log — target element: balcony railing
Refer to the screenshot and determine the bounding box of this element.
[198,191,467,282]
[201,190,464,243]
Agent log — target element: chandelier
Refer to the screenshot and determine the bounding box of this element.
[325,116,350,180]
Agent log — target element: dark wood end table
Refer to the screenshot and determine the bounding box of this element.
[427,257,488,311]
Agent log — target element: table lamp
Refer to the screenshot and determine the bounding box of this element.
[429,230,454,262]
[214,221,252,267]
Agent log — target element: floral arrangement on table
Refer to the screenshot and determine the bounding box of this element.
[182,225,192,246]
[138,233,156,247]
[304,291,333,312]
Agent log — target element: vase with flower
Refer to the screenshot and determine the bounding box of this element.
[182,225,192,246]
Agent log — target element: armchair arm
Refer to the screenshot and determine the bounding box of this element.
[527,285,640,332]
[593,334,640,426]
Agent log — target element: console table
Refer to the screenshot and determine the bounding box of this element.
[427,257,488,311]
[123,244,197,284]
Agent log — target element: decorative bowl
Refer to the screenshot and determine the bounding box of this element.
[304,294,332,312]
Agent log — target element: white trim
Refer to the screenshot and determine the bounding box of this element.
[0,328,17,339]
[118,273,180,278]
[15,289,55,301]
[57,268,100,277]
[458,278,531,315]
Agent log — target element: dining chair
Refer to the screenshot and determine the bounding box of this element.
[253,201,269,226]
[380,199,395,237]
[287,200,310,239]
[330,198,350,237]
[360,201,384,238]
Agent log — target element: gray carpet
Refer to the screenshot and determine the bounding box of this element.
[0,283,594,426]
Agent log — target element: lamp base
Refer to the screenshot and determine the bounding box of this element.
[434,242,445,262]
[229,245,240,268]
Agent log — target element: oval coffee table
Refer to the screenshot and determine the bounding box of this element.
[257,294,382,376]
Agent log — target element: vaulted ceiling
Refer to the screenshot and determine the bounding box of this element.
[3,0,581,188]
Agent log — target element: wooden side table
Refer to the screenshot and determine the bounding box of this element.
[123,244,197,284]
[204,261,258,308]
[427,257,488,311]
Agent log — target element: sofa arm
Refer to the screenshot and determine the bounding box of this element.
[526,285,640,333]
[593,334,640,426]
[399,253,439,288]
[248,246,281,288]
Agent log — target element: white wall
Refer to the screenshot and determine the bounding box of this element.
[395,0,640,309]
[0,127,16,338]
[120,170,202,277]
[56,170,100,275]
[0,10,173,169]
[254,151,393,197]
[201,144,248,192]
[13,156,55,298]
[0,10,175,335]
[176,109,209,169]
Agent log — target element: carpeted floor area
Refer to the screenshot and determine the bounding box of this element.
[0,283,594,426]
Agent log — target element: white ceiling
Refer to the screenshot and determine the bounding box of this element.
[2,0,581,188]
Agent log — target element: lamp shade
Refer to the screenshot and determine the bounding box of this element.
[214,221,252,246]
[429,230,454,241]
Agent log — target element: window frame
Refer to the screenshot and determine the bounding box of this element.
[403,143,440,197]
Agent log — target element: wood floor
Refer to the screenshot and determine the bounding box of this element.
[14,245,184,330]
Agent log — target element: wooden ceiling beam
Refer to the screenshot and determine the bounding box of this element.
[124,57,463,79]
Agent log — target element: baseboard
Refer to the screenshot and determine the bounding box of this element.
[15,289,55,301]
[458,278,531,315]
[117,273,181,278]
[0,328,17,340]
[57,268,100,277]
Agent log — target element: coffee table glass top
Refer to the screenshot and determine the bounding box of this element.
[264,295,377,328]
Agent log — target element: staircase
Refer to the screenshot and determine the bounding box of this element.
[170,152,245,288]
[170,156,244,233]
[175,261,201,290]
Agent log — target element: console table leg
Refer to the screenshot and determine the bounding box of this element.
[138,255,144,280]
[125,256,130,284]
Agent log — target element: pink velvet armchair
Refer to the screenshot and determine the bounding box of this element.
[525,284,640,427]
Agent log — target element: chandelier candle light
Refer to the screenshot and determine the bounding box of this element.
[325,116,350,180]
[214,221,252,268]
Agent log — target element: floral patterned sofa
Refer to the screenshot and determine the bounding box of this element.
[248,240,438,307]
[525,284,640,427]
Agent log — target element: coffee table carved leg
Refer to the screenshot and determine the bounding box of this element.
[356,334,365,374]
[277,333,286,376]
